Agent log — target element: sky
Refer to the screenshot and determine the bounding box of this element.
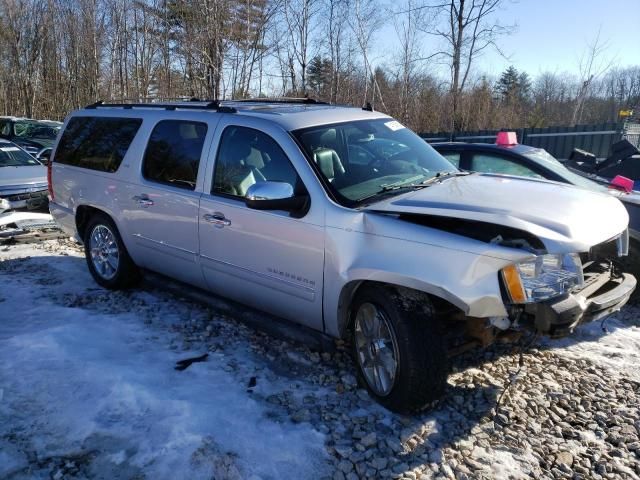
[374,0,640,80]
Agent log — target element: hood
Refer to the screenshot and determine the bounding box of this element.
[0,165,47,191]
[365,173,629,253]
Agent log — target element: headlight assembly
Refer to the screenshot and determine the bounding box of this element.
[501,253,584,303]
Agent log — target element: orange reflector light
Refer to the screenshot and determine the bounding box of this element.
[501,264,526,303]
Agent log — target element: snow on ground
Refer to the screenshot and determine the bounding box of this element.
[546,313,640,382]
[1,235,640,479]
[0,241,329,479]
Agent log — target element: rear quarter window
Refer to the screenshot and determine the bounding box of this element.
[54,117,142,172]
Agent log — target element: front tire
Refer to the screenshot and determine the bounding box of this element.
[83,213,140,289]
[351,285,449,413]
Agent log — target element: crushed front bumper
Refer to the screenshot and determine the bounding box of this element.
[525,262,636,338]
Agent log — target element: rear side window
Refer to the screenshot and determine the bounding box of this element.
[471,153,543,178]
[142,120,207,190]
[55,117,141,172]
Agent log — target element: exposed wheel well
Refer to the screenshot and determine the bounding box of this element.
[75,205,109,241]
[337,280,462,339]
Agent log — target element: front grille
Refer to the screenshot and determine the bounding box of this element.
[2,190,47,201]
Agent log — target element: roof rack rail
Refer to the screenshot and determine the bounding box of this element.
[84,100,236,113]
[231,97,328,105]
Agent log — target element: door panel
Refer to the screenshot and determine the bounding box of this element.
[123,181,205,287]
[121,118,212,288]
[199,122,325,331]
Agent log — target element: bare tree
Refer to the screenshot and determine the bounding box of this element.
[0,0,48,116]
[282,0,319,94]
[392,0,427,123]
[570,29,614,126]
[324,0,349,103]
[350,0,386,109]
[419,0,512,131]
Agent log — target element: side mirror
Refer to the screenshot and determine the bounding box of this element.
[36,147,52,165]
[245,181,309,217]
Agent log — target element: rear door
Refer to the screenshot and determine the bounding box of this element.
[198,118,325,331]
[122,118,215,288]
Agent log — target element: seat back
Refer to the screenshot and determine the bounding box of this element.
[313,148,345,182]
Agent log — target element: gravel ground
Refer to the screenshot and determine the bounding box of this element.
[1,237,639,479]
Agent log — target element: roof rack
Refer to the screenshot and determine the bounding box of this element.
[84,100,236,113]
[231,97,328,105]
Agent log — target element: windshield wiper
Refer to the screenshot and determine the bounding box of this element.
[417,170,470,185]
[379,174,425,192]
[356,171,469,203]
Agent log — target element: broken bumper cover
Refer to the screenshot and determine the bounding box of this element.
[525,267,636,338]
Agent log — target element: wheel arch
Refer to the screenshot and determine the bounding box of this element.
[76,205,103,240]
[75,204,125,242]
[335,278,467,340]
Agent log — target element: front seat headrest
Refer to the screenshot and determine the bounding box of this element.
[314,148,345,181]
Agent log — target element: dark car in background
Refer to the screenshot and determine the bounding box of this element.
[0,139,48,213]
[0,117,62,158]
[564,140,640,189]
[431,134,640,279]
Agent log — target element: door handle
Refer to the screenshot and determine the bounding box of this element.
[203,212,231,228]
[132,195,154,207]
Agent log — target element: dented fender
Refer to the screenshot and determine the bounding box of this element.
[322,207,534,338]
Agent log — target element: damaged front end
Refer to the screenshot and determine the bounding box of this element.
[503,233,636,338]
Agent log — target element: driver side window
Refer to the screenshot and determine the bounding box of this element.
[213,126,300,198]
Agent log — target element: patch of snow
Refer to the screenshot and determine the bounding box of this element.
[473,446,537,479]
[547,313,640,382]
[0,242,330,479]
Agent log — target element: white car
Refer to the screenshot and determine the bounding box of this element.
[48,99,636,412]
[0,139,48,213]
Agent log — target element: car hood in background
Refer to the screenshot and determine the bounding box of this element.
[15,137,55,149]
[0,165,47,190]
[365,173,629,253]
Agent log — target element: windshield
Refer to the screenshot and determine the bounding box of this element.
[293,119,457,205]
[14,121,60,140]
[0,145,41,167]
[523,148,608,192]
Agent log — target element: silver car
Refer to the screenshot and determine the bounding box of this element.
[48,100,636,412]
[0,139,48,213]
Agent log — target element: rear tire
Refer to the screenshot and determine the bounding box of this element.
[350,285,449,413]
[83,213,140,289]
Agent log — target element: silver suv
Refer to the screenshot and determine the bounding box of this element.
[49,99,636,412]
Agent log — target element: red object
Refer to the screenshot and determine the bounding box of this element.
[47,161,54,200]
[609,175,633,193]
[496,131,518,146]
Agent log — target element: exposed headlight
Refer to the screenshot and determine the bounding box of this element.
[501,253,584,303]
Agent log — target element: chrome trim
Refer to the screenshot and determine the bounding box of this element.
[132,233,197,255]
[200,253,316,300]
